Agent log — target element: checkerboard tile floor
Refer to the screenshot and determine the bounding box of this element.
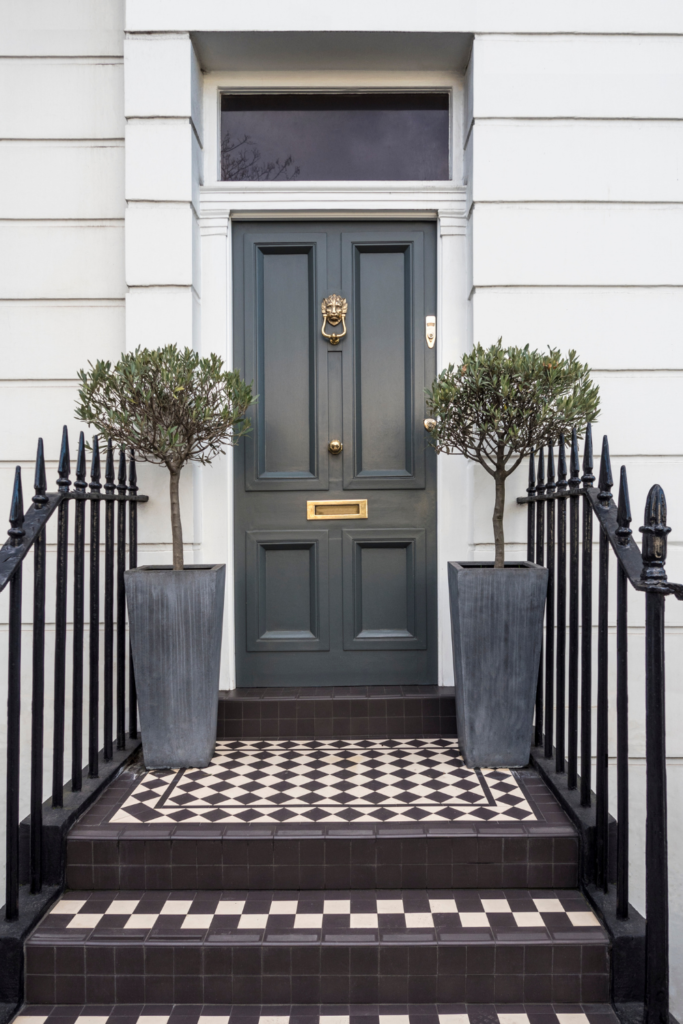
[34,890,602,944]
[16,1007,619,1024]
[109,740,536,825]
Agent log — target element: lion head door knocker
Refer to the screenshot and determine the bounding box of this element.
[321,294,348,345]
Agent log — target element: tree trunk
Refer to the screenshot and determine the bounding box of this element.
[493,470,506,569]
[169,467,184,570]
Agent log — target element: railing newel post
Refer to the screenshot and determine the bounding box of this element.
[88,436,102,777]
[567,428,581,789]
[71,431,87,791]
[544,443,556,760]
[596,434,613,891]
[116,447,127,749]
[616,465,632,919]
[535,447,546,748]
[52,426,71,807]
[30,440,48,893]
[580,423,594,810]
[5,467,25,920]
[103,439,115,760]
[555,435,567,773]
[128,450,138,740]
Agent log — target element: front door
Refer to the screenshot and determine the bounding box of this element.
[233,220,437,687]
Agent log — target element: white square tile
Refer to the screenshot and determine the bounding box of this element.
[67,913,103,928]
[459,912,489,928]
[556,1016,590,1024]
[377,900,404,914]
[294,913,323,928]
[51,899,85,915]
[138,1018,170,1024]
[533,898,564,913]
[160,900,193,915]
[15,1018,48,1024]
[198,1017,230,1024]
[430,898,458,914]
[75,1017,110,1024]
[380,1016,410,1024]
[320,1017,350,1024]
[258,1016,290,1024]
[124,914,159,929]
[498,1016,530,1024]
[182,914,213,929]
[512,911,545,927]
[439,1016,470,1024]
[271,901,298,915]
[104,900,139,915]
[482,899,510,913]
[238,914,268,929]
[324,900,351,914]
[405,912,434,928]
[567,910,600,927]
[216,900,246,915]
[350,912,379,928]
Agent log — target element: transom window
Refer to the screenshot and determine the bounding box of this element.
[220,92,450,182]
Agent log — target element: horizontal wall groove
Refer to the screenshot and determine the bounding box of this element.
[0,55,123,63]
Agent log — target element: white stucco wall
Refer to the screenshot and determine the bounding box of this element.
[0,0,682,1014]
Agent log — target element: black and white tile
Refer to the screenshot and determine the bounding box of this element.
[111,740,536,825]
[35,889,602,944]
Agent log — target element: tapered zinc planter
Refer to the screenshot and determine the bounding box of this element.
[124,564,226,769]
[448,561,548,768]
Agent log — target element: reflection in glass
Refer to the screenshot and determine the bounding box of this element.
[220,93,450,182]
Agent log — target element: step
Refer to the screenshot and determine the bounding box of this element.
[66,741,577,891]
[24,888,609,1005]
[217,688,457,740]
[16,1004,621,1024]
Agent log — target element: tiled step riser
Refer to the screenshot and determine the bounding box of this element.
[66,836,578,891]
[25,943,609,1005]
[217,690,456,740]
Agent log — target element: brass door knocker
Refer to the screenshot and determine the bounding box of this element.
[321,294,348,345]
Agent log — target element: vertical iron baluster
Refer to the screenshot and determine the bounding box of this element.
[116,448,127,750]
[30,441,48,893]
[128,452,138,739]
[595,435,613,891]
[567,429,581,789]
[103,440,115,760]
[544,445,556,759]
[580,423,595,807]
[52,427,70,806]
[616,465,632,919]
[5,468,25,921]
[88,438,101,777]
[527,452,536,562]
[534,448,546,748]
[555,436,567,773]
[71,432,86,791]
[640,485,670,1024]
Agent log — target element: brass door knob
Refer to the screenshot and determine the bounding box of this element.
[424,418,437,431]
[328,439,343,454]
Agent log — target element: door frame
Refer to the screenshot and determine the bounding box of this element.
[200,190,468,690]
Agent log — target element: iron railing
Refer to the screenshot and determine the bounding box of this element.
[517,425,679,1024]
[1,427,147,920]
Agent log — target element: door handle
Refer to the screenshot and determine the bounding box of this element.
[328,439,343,454]
[321,294,348,345]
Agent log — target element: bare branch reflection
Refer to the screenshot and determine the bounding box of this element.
[221,131,300,182]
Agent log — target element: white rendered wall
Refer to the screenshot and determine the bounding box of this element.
[466,32,683,1015]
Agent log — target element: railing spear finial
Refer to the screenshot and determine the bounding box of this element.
[104,439,115,494]
[598,435,614,506]
[528,450,536,496]
[537,446,546,494]
[33,438,48,508]
[56,425,71,493]
[90,435,101,492]
[75,431,87,493]
[616,466,633,546]
[557,435,567,492]
[128,449,138,495]
[582,422,595,487]
[117,446,127,494]
[569,427,581,492]
[8,466,25,547]
[640,485,671,584]
[547,443,556,495]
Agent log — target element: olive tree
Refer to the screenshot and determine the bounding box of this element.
[426,341,600,568]
[76,345,255,570]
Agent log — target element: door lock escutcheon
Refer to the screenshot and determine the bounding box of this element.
[426,315,436,348]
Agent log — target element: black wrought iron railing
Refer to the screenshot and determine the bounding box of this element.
[518,424,678,1024]
[1,427,147,920]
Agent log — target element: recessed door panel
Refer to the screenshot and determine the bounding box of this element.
[246,531,329,651]
[343,529,427,650]
[234,220,437,686]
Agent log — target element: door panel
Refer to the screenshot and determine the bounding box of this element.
[241,233,328,490]
[234,220,437,687]
[246,531,329,652]
[342,529,426,650]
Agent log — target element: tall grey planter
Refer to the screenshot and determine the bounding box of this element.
[448,561,548,768]
[124,564,226,769]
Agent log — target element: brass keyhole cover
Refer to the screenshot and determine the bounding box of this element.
[328,439,343,454]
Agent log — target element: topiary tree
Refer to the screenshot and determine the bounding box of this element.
[76,345,255,570]
[426,340,600,568]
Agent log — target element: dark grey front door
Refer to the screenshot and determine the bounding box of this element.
[233,220,437,687]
